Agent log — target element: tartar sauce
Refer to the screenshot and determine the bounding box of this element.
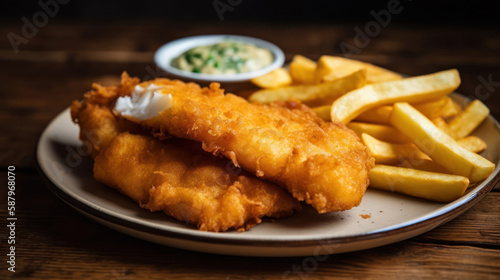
[171,41,274,75]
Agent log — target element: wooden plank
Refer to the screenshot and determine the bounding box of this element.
[0,60,153,168]
[5,219,500,280]
[1,172,499,279]
[2,21,500,280]
[415,192,500,245]
[7,243,500,279]
[2,22,500,54]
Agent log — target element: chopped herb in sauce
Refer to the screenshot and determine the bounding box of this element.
[171,41,273,75]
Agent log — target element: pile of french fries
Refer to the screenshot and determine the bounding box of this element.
[249,55,496,203]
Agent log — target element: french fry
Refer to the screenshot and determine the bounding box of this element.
[447,99,490,139]
[413,96,461,119]
[315,56,362,84]
[250,67,292,89]
[369,165,469,203]
[248,69,366,107]
[244,53,493,203]
[312,105,331,121]
[289,55,317,85]
[431,118,486,153]
[330,69,461,124]
[354,105,393,124]
[361,134,430,164]
[361,133,486,167]
[457,136,487,154]
[319,105,394,124]
[314,55,403,84]
[397,159,450,174]
[353,97,460,125]
[390,102,495,183]
[430,117,451,135]
[348,122,410,143]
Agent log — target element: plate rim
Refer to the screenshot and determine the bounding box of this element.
[36,96,500,249]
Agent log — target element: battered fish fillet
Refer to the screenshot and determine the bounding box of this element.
[70,74,301,232]
[115,76,375,213]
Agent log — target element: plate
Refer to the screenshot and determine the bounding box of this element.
[36,94,500,257]
[154,35,285,83]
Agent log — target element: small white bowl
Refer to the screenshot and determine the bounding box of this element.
[154,34,285,83]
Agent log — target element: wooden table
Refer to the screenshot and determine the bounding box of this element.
[1,20,500,279]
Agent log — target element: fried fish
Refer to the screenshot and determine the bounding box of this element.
[70,74,301,231]
[114,75,374,213]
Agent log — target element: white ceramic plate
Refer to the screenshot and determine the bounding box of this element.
[154,35,285,83]
[37,94,500,257]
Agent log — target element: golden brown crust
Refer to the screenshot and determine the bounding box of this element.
[70,74,301,232]
[122,78,375,213]
[94,132,300,232]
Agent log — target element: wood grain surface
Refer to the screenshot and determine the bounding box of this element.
[1,20,499,279]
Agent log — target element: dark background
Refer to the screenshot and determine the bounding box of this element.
[1,2,500,279]
[1,0,498,26]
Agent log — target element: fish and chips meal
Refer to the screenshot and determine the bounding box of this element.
[70,51,496,232]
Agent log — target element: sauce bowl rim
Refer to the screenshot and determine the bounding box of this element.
[154,34,285,83]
